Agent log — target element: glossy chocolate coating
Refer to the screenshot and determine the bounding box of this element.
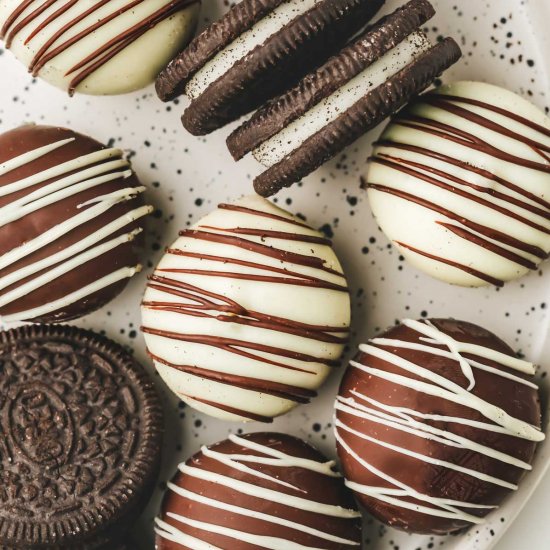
[336,318,542,534]
[157,432,362,549]
[0,124,147,323]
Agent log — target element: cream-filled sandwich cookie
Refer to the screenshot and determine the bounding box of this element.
[156,0,385,134]
[365,81,550,287]
[228,0,461,196]
[0,0,201,95]
[141,195,351,422]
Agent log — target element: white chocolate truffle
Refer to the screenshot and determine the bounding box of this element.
[366,81,550,287]
[0,0,201,95]
[141,195,351,422]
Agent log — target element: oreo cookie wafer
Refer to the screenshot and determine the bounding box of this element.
[0,325,163,549]
[227,0,461,196]
[156,0,385,135]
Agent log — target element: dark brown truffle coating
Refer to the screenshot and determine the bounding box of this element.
[0,124,146,322]
[157,432,362,549]
[336,319,542,535]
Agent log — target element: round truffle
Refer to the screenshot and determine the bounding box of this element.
[141,195,351,422]
[365,81,550,287]
[335,318,544,535]
[0,324,163,548]
[155,432,362,549]
[0,124,152,323]
[0,0,201,95]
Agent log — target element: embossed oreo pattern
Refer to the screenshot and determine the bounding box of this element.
[0,325,163,548]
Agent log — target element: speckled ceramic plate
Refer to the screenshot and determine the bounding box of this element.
[0,0,548,549]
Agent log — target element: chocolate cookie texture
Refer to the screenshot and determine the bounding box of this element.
[157,0,385,134]
[365,81,550,287]
[141,195,351,422]
[227,0,461,196]
[0,124,152,323]
[335,318,544,535]
[0,0,201,95]
[0,324,163,548]
[155,432,362,549]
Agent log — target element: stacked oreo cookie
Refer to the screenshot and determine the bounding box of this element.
[158,0,461,195]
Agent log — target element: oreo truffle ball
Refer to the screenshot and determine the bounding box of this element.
[156,432,362,549]
[335,318,544,534]
[0,124,152,323]
[141,195,351,422]
[365,81,550,287]
[0,324,163,548]
[0,0,201,95]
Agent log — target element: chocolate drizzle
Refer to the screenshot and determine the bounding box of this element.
[141,196,350,422]
[0,124,151,323]
[1,0,199,95]
[366,83,550,286]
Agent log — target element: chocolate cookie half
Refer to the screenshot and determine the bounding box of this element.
[227,0,462,196]
[0,325,163,549]
[156,0,385,135]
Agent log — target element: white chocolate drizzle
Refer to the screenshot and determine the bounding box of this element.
[0,135,151,323]
[155,434,361,548]
[335,318,544,525]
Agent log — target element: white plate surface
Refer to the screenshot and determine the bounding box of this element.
[0,0,548,549]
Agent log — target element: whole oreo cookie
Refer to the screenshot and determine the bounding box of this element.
[0,325,163,548]
[157,0,385,134]
[227,0,461,196]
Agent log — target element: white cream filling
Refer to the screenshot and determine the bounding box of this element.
[185,0,319,99]
[253,31,432,167]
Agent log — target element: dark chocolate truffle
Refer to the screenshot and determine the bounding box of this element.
[335,318,544,535]
[0,324,163,548]
[0,124,152,323]
[156,432,362,548]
